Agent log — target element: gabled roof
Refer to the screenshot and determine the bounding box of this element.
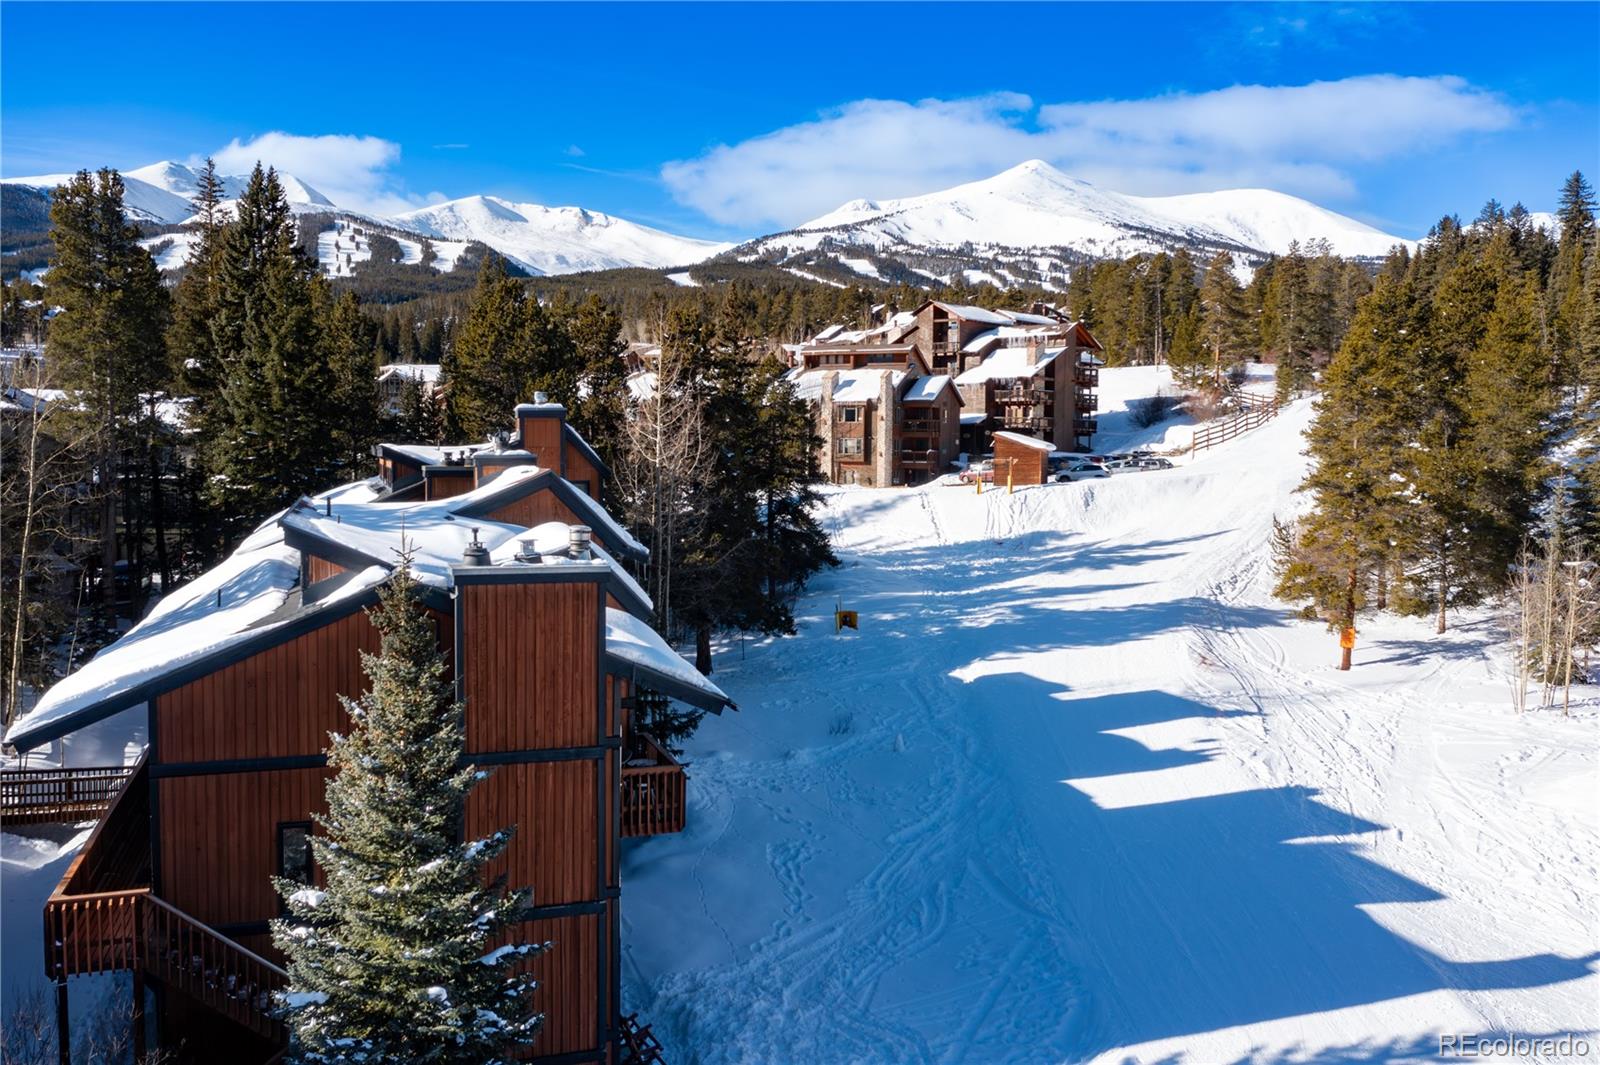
[953,348,1058,385]
[376,363,443,384]
[993,430,1055,452]
[902,375,960,404]
[449,464,645,560]
[5,465,708,750]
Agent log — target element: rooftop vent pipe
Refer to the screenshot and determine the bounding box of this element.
[534,391,549,405]
[516,538,543,563]
[462,527,491,567]
[568,525,592,561]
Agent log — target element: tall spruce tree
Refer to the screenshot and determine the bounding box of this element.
[44,168,171,604]
[201,165,339,541]
[320,289,384,477]
[1275,273,1420,662]
[1197,252,1249,388]
[273,563,542,1063]
[566,294,630,469]
[445,255,536,439]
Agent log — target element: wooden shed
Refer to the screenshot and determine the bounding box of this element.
[992,430,1053,486]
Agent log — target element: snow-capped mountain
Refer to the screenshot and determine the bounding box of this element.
[391,196,732,276]
[3,161,336,225]
[731,160,1413,288]
[3,161,728,278]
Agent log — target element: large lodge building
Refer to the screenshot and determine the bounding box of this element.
[4,399,730,1064]
[783,300,1106,486]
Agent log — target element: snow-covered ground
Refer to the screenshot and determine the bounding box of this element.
[621,385,1599,1061]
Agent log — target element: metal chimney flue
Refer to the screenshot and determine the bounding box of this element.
[534,391,549,405]
[567,525,592,561]
[462,527,491,567]
[516,537,543,563]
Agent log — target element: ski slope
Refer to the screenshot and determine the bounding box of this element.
[621,396,1599,1061]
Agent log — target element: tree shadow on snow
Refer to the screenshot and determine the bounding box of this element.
[955,673,1598,1056]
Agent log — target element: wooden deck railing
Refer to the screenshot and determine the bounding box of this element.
[141,893,287,1041]
[621,735,686,838]
[1,764,134,826]
[44,889,287,1042]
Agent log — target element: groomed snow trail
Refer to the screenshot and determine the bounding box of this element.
[622,400,1599,1064]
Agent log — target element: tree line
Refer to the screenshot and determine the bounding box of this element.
[1273,172,1598,691]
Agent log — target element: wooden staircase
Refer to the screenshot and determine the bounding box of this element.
[619,1012,666,1064]
[42,754,288,1053]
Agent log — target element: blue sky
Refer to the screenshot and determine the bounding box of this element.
[2,2,1595,241]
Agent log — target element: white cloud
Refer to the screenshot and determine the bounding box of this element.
[662,76,1519,229]
[207,132,424,215]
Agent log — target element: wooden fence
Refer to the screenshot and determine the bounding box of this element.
[1191,393,1280,453]
[1,764,134,826]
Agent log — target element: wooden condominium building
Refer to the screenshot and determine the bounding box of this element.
[788,301,1105,467]
[5,399,732,1064]
[784,342,962,487]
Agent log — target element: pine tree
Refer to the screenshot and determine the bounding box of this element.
[566,294,629,469]
[1196,252,1249,388]
[273,563,543,1063]
[44,168,171,604]
[445,255,536,439]
[1552,171,1597,390]
[320,289,383,477]
[201,165,339,539]
[1275,273,1420,661]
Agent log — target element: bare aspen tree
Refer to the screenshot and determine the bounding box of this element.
[2,355,94,729]
[615,323,710,637]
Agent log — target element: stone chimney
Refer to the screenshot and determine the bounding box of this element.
[874,370,896,487]
[1026,337,1042,368]
[819,370,839,476]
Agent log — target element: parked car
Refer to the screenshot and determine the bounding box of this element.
[1101,458,1141,473]
[1055,462,1110,482]
[1135,457,1175,470]
[958,460,996,484]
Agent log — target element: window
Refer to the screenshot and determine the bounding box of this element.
[839,407,860,423]
[278,821,314,888]
[838,437,864,456]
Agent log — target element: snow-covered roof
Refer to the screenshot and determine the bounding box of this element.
[959,412,989,426]
[932,302,1013,326]
[902,375,958,404]
[993,430,1054,452]
[5,477,392,751]
[377,363,443,384]
[786,367,906,404]
[953,348,1058,385]
[7,463,668,749]
[377,442,491,467]
[605,609,731,712]
[960,325,1059,354]
[627,370,658,402]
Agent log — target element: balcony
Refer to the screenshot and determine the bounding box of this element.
[40,756,289,1050]
[898,449,938,468]
[621,734,686,837]
[1074,417,1098,435]
[1075,365,1099,388]
[1076,392,1099,414]
[2,763,134,827]
[996,386,1048,406]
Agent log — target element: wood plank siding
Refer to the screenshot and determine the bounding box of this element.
[459,581,600,752]
[306,555,346,583]
[156,767,328,927]
[155,608,379,763]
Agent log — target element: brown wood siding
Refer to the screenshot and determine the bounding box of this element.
[517,416,563,471]
[513,913,601,1056]
[993,434,1050,486]
[468,760,597,907]
[460,582,599,753]
[425,471,474,500]
[564,450,599,497]
[307,555,346,583]
[156,609,380,764]
[157,767,328,927]
[485,491,581,534]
